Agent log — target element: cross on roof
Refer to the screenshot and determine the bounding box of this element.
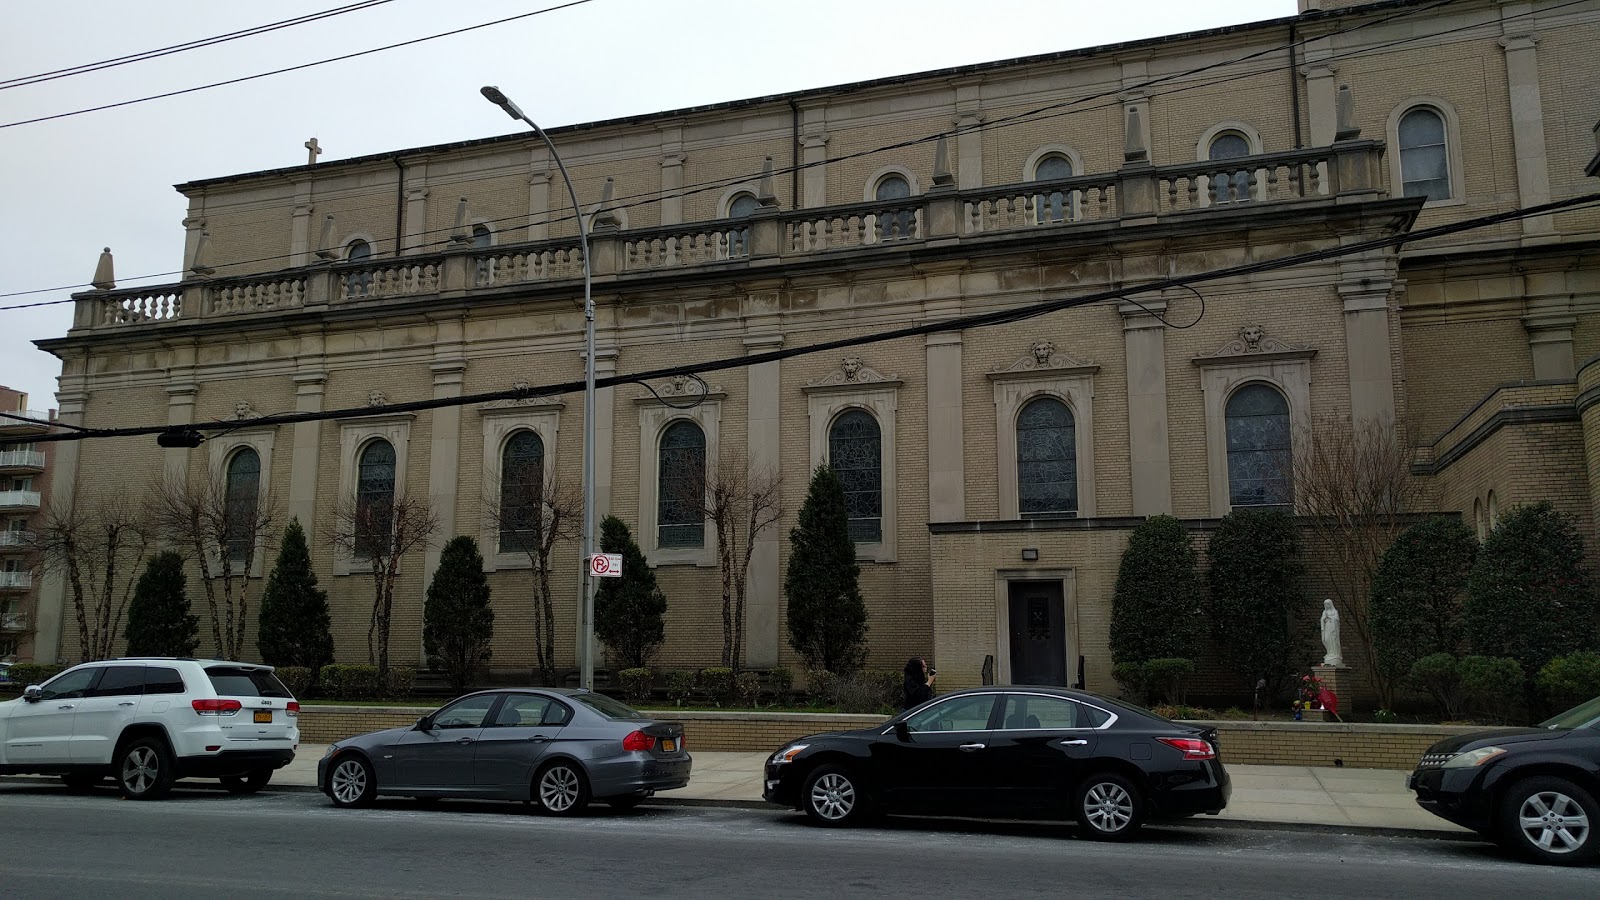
[305,138,322,166]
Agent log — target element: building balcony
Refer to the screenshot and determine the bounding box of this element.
[0,611,27,631]
[0,410,51,436]
[0,571,31,592]
[0,450,45,473]
[0,531,34,548]
[0,491,41,512]
[67,141,1390,333]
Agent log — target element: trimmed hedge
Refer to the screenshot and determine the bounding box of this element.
[1460,656,1523,724]
[1208,509,1303,698]
[735,672,762,707]
[7,663,63,687]
[318,664,414,701]
[1537,651,1600,712]
[1371,517,1476,685]
[1110,516,1203,665]
[1465,503,1598,678]
[274,666,314,699]
[664,669,696,707]
[617,668,653,706]
[699,667,736,706]
[1408,653,1465,720]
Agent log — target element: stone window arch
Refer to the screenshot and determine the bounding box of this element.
[345,238,373,260]
[657,420,706,549]
[1486,490,1499,531]
[1025,146,1083,224]
[497,429,545,554]
[222,446,261,565]
[1387,98,1465,207]
[865,167,918,243]
[828,408,883,543]
[1016,396,1077,517]
[722,190,760,256]
[1196,122,1263,206]
[1224,382,1293,509]
[354,438,397,559]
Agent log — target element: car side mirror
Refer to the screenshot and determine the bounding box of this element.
[23,685,42,703]
[416,715,435,732]
[893,720,911,742]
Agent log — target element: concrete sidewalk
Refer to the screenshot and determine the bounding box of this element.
[282,745,1466,835]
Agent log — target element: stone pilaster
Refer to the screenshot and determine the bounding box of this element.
[660,128,686,225]
[744,324,784,669]
[800,107,828,208]
[591,344,619,521]
[1120,298,1172,515]
[1500,30,1554,236]
[287,337,327,540]
[1302,64,1339,147]
[1523,274,1578,380]
[1338,260,1399,429]
[33,386,87,664]
[527,164,551,241]
[164,347,198,485]
[924,277,966,523]
[954,83,984,190]
[181,216,206,280]
[420,324,467,665]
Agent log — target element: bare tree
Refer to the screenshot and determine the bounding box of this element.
[28,496,151,662]
[330,493,439,678]
[701,453,782,671]
[1295,418,1425,710]
[147,472,276,661]
[483,469,582,686]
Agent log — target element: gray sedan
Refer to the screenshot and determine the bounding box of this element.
[317,688,691,815]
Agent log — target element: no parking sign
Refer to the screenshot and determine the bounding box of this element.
[587,553,623,578]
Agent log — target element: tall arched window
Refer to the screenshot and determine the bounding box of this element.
[1225,384,1292,508]
[1033,154,1074,224]
[223,447,261,565]
[829,409,883,543]
[498,431,545,554]
[874,174,915,241]
[1208,132,1253,204]
[355,439,396,558]
[1016,397,1077,517]
[726,192,759,256]
[657,421,706,548]
[1398,107,1450,201]
[472,224,494,284]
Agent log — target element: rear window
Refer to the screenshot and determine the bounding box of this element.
[572,692,644,720]
[206,666,292,698]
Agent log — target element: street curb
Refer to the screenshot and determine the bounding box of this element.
[2,775,1475,840]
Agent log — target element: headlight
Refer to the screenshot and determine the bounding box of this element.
[1443,746,1506,768]
[772,743,809,764]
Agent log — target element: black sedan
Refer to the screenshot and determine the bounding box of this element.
[762,686,1229,840]
[1410,695,1600,866]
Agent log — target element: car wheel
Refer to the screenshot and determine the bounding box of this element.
[606,795,646,812]
[116,737,176,801]
[221,769,272,795]
[802,764,867,827]
[1498,776,1598,866]
[61,773,104,792]
[328,754,377,809]
[534,761,590,817]
[1075,772,1146,841]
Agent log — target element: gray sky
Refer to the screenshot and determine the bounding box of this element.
[0,0,1292,409]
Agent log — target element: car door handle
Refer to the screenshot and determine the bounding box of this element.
[56,704,75,710]
[1059,739,1089,746]
[118,701,136,707]
[455,737,476,745]
[959,742,986,752]
[527,735,548,743]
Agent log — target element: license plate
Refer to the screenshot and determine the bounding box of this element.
[662,739,676,752]
[254,710,272,724]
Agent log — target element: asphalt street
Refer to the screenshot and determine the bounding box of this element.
[0,783,1593,899]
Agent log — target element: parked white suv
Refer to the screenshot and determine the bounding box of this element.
[0,658,299,799]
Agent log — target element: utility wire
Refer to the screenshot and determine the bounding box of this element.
[0,0,401,90]
[0,0,1495,304]
[26,190,1600,445]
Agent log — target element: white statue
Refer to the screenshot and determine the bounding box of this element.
[1320,599,1344,667]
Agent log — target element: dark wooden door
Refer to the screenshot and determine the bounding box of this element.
[1008,581,1067,686]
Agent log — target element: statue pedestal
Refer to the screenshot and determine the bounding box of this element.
[1312,665,1354,718]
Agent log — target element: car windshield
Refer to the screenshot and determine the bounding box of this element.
[1538,695,1600,731]
[206,666,293,698]
[572,692,644,720]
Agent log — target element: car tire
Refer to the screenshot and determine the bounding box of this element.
[533,761,591,817]
[116,737,176,801]
[61,772,104,792]
[606,795,646,812]
[1075,772,1146,841]
[221,769,272,795]
[327,754,377,809]
[802,764,868,827]
[1497,775,1598,866]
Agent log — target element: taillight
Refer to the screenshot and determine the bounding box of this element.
[287,701,299,717]
[622,730,656,752]
[192,698,243,716]
[1157,737,1217,760]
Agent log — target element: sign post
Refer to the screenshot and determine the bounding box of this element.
[588,553,623,579]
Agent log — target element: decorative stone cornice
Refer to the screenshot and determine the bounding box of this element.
[986,341,1099,382]
[1192,325,1317,367]
[632,374,727,406]
[480,381,566,411]
[801,356,902,394]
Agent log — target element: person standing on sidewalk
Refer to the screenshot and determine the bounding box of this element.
[902,657,934,711]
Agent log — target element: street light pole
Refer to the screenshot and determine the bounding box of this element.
[481,86,597,691]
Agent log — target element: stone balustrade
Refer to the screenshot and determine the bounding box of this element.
[69,141,1386,332]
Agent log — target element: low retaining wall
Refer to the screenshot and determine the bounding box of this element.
[296,707,1494,769]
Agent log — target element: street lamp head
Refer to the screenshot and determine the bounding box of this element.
[480,85,525,121]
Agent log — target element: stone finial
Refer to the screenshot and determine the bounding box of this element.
[92,247,115,291]
[591,177,620,230]
[449,197,470,244]
[1335,84,1361,142]
[756,156,779,208]
[189,230,215,277]
[931,135,955,188]
[1124,106,1148,164]
[314,214,338,260]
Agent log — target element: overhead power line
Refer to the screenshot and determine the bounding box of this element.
[0,0,1493,304]
[23,190,1600,445]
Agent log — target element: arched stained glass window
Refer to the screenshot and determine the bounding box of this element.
[726,192,759,256]
[1225,384,1292,508]
[1033,155,1074,223]
[874,174,915,241]
[1017,398,1077,517]
[829,410,883,543]
[658,421,705,548]
[1208,132,1253,204]
[355,439,396,558]
[498,431,545,554]
[1398,107,1451,201]
[223,447,261,565]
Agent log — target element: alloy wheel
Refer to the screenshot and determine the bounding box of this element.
[540,766,581,813]
[331,760,368,805]
[1084,781,1134,833]
[809,772,856,821]
[122,747,160,795]
[1518,791,1591,855]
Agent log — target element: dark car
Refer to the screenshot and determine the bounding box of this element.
[762,686,1229,840]
[1409,695,1600,866]
[318,688,691,815]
